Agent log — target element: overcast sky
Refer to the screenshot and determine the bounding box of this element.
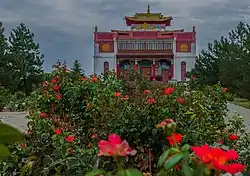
[1,0,250,74]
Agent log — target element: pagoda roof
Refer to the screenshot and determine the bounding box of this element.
[125,13,172,22]
[125,5,172,25]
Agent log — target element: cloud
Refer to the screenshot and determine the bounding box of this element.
[0,0,250,74]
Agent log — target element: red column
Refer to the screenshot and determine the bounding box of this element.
[135,59,139,72]
[152,63,156,81]
[116,62,120,78]
[152,59,156,81]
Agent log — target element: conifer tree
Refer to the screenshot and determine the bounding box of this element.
[0,22,9,87]
[8,23,44,94]
[190,22,250,98]
[71,60,84,76]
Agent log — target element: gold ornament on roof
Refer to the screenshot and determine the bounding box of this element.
[143,23,148,29]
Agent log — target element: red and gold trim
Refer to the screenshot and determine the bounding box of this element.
[176,42,191,52]
[99,41,114,53]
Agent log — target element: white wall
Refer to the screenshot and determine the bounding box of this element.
[93,42,116,75]
[174,43,196,81]
[94,56,116,75]
[174,56,195,81]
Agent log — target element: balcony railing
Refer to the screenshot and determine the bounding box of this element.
[117,41,173,51]
[117,49,172,53]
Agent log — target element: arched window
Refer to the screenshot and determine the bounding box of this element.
[104,61,109,72]
[181,61,186,81]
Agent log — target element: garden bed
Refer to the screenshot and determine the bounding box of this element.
[0,68,249,176]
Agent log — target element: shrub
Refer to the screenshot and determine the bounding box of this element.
[0,87,26,111]
[1,67,247,175]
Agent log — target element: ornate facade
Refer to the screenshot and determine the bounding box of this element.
[93,5,196,82]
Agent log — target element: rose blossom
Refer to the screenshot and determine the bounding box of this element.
[97,134,136,157]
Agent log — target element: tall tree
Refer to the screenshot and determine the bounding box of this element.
[8,23,44,95]
[71,60,84,76]
[0,22,9,87]
[0,22,8,56]
[190,22,250,98]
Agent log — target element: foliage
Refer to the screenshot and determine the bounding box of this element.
[0,22,44,95]
[0,87,27,111]
[0,123,24,160]
[0,21,9,87]
[1,67,249,175]
[189,22,250,98]
[71,60,85,77]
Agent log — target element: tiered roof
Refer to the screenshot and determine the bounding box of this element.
[125,5,173,26]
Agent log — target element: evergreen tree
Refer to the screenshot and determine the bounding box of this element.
[8,23,44,95]
[0,22,8,56]
[190,22,250,98]
[0,22,9,87]
[71,60,84,76]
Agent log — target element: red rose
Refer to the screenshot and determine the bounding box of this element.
[166,133,183,146]
[91,133,97,139]
[144,90,150,94]
[65,135,75,143]
[68,148,73,155]
[39,112,46,118]
[91,77,98,82]
[191,145,244,174]
[177,98,184,104]
[218,139,224,144]
[147,97,156,104]
[114,92,122,97]
[164,87,174,95]
[229,134,238,141]
[52,78,57,83]
[81,77,87,81]
[97,134,136,157]
[222,87,228,93]
[53,85,60,91]
[55,128,62,135]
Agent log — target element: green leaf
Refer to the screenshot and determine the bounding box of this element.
[0,123,24,144]
[66,157,80,169]
[169,147,180,154]
[116,169,143,176]
[182,163,194,176]
[181,144,190,151]
[85,169,106,176]
[157,149,171,168]
[0,144,10,159]
[164,153,183,170]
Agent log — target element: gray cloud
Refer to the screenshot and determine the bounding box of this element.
[0,0,249,74]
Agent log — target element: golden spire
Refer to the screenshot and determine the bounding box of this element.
[147,4,150,14]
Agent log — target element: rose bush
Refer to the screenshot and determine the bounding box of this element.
[0,65,249,175]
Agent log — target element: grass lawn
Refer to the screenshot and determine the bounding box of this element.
[231,98,250,109]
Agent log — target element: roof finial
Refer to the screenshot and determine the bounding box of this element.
[147,4,150,13]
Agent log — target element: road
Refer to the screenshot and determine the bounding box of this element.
[0,103,250,132]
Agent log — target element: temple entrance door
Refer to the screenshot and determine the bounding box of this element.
[181,61,186,81]
[140,67,151,80]
[162,69,169,83]
[139,60,152,80]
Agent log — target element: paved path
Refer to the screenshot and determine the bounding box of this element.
[0,112,28,132]
[227,102,250,131]
[0,103,250,132]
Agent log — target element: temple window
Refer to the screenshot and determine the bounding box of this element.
[104,61,109,72]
